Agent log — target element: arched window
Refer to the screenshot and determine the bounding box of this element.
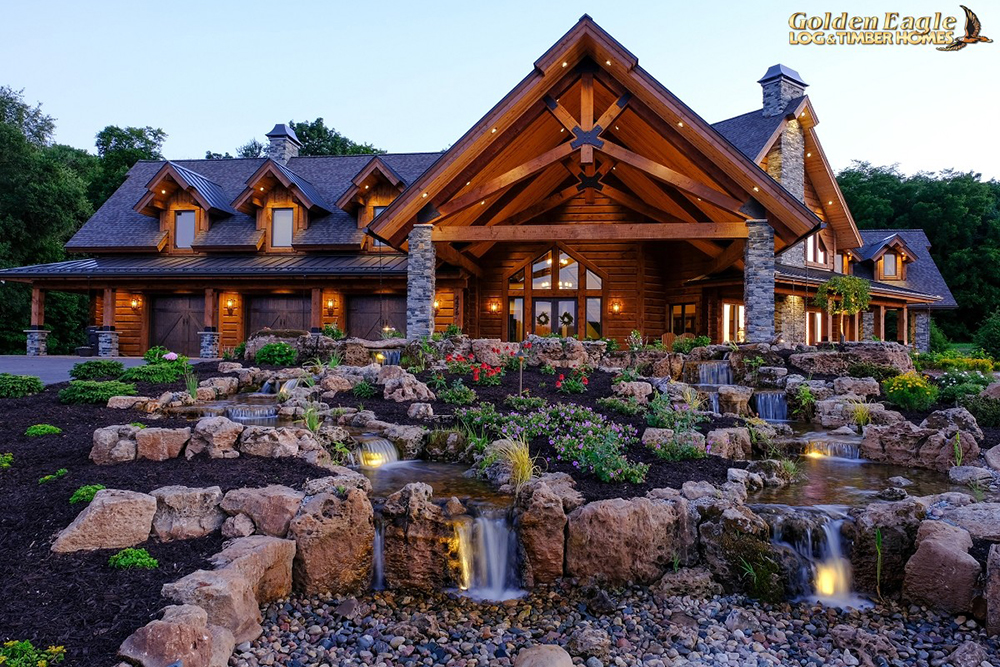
[504,245,606,342]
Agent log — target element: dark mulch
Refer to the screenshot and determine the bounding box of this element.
[325,365,745,502]
[0,377,330,666]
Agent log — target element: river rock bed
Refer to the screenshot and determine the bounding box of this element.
[234,585,999,667]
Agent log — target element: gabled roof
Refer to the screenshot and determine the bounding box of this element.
[335,157,408,210]
[711,97,804,163]
[855,229,956,309]
[854,231,918,261]
[232,159,332,214]
[773,262,939,302]
[134,161,237,217]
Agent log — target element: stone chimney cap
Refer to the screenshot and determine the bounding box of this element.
[757,64,808,87]
[265,123,302,146]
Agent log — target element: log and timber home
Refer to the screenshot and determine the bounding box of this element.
[1,16,955,358]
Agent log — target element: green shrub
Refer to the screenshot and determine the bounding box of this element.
[427,373,448,391]
[255,342,298,366]
[646,436,707,462]
[0,639,66,667]
[882,372,939,411]
[960,394,1000,428]
[847,362,900,382]
[70,359,125,381]
[119,362,186,384]
[646,393,705,432]
[59,380,136,404]
[443,323,462,338]
[352,379,377,399]
[233,341,247,359]
[38,468,68,484]
[25,423,62,437]
[142,345,170,364]
[540,364,556,375]
[975,310,1000,360]
[322,324,346,340]
[937,369,992,404]
[0,373,43,398]
[439,379,477,405]
[914,350,995,373]
[596,396,647,416]
[672,335,711,354]
[108,547,159,570]
[69,484,105,504]
[504,394,547,411]
[0,452,12,469]
[929,321,950,353]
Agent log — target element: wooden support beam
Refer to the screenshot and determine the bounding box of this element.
[877,305,885,339]
[433,222,748,243]
[580,73,594,164]
[310,287,323,331]
[597,141,745,214]
[697,240,746,277]
[102,287,116,328]
[600,184,686,225]
[542,96,579,132]
[467,184,581,257]
[30,287,45,327]
[435,243,484,278]
[901,307,908,345]
[436,142,575,219]
[595,93,631,133]
[205,288,216,330]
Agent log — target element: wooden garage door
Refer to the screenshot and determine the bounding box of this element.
[247,296,310,336]
[151,296,205,357]
[347,296,407,339]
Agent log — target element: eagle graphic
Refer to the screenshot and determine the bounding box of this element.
[938,5,993,50]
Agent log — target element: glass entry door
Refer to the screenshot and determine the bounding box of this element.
[533,299,578,338]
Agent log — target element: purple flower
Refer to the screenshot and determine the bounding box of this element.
[162,352,178,361]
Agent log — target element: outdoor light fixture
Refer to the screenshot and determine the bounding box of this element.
[488,299,501,315]
[225,297,237,316]
[129,295,142,313]
[325,297,335,316]
[610,300,623,316]
[433,298,441,314]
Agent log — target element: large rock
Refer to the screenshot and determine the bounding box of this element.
[525,335,588,368]
[949,465,994,484]
[789,342,914,376]
[209,535,295,603]
[151,485,225,541]
[947,641,990,667]
[90,424,141,465]
[515,480,567,586]
[470,339,519,366]
[199,376,238,397]
[514,645,573,667]
[383,375,436,402]
[717,385,753,416]
[221,486,304,538]
[52,489,156,553]
[613,381,654,403]
[238,426,317,458]
[903,521,980,613]
[118,605,213,667]
[288,489,374,595]
[385,423,428,460]
[566,496,696,585]
[136,427,191,461]
[921,407,984,442]
[988,545,1000,636]
[832,376,881,398]
[860,419,981,472]
[985,445,1000,471]
[566,626,611,660]
[705,428,752,460]
[848,499,926,595]
[161,568,262,644]
[424,429,468,461]
[382,483,453,590]
[186,417,244,460]
[940,503,1000,540]
[696,502,772,591]
[320,374,354,394]
[651,353,685,380]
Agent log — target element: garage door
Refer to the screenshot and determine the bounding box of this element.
[151,296,205,357]
[347,296,407,339]
[247,295,310,336]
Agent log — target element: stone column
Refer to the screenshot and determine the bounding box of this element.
[862,311,875,340]
[406,224,436,339]
[25,329,48,356]
[199,331,221,358]
[777,295,805,344]
[743,220,775,343]
[913,310,930,352]
[96,329,119,357]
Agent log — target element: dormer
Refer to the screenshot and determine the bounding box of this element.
[336,157,406,249]
[870,234,916,281]
[134,162,235,252]
[232,159,331,252]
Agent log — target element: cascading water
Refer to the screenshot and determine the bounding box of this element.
[755,391,788,422]
[452,511,522,601]
[803,440,862,460]
[372,519,385,590]
[374,350,402,366]
[261,377,299,395]
[698,360,733,385]
[351,437,400,468]
[226,404,279,425]
[703,391,720,414]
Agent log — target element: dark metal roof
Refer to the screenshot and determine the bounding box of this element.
[0,254,408,280]
[167,162,237,215]
[272,161,331,213]
[854,229,957,309]
[758,64,808,86]
[265,124,301,145]
[711,97,804,161]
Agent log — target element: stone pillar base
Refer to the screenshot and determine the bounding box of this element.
[96,330,119,357]
[862,311,875,341]
[406,223,436,340]
[199,331,221,359]
[913,311,930,353]
[744,221,775,343]
[25,329,48,356]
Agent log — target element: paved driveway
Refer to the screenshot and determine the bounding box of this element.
[0,356,172,385]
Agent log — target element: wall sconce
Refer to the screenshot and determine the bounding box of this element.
[225,297,237,316]
[433,298,441,314]
[325,297,336,316]
[487,299,501,315]
[610,299,623,316]
[129,295,142,313]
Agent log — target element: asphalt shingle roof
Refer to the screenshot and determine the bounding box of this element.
[854,229,957,309]
[711,97,804,161]
[168,162,237,215]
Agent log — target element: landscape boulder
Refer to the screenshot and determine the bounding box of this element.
[151,485,225,541]
[525,334,589,368]
[136,427,191,462]
[789,342,914,375]
[221,485,304,538]
[381,483,453,590]
[921,407,984,441]
[940,503,1000,541]
[566,626,611,660]
[903,521,980,614]
[186,417,243,460]
[117,605,213,667]
[514,645,573,667]
[515,480,567,586]
[832,376,881,398]
[651,353,685,380]
[52,489,156,553]
[407,402,434,420]
[385,423,427,460]
[383,374,435,402]
[320,374,354,394]
[209,535,296,603]
[161,568,262,644]
[860,416,981,472]
[949,465,993,484]
[470,339,519,366]
[717,385,753,416]
[238,426,317,459]
[288,489,374,595]
[696,502,772,590]
[613,381,654,403]
[91,424,141,465]
[222,514,255,539]
[848,499,926,595]
[705,427,752,460]
[424,429,468,461]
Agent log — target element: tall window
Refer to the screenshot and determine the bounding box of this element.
[671,303,698,334]
[506,247,603,342]
[722,302,745,343]
[272,208,293,248]
[174,210,195,249]
[883,252,898,278]
[806,311,825,344]
[805,234,827,265]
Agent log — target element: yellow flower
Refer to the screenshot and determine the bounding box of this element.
[38,661,47,667]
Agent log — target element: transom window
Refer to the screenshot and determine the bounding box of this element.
[506,247,604,342]
[174,210,195,249]
[271,208,293,248]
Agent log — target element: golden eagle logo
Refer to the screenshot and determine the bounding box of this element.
[938,5,993,50]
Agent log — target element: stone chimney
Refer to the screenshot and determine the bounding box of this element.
[265,124,302,164]
[758,64,807,118]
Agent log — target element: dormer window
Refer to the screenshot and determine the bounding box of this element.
[805,234,827,265]
[271,208,294,248]
[175,210,196,249]
[883,252,898,278]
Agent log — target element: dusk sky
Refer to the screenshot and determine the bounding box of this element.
[3,0,997,178]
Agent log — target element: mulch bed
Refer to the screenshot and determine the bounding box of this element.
[324,365,746,502]
[0,372,330,666]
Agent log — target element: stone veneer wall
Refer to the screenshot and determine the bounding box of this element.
[25,329,48,356]
[406,224,436,339]
[744,221,775,343]
[862,311,875,340]
[96,330,119,357]
[777,295,806,343]
[200,331,221,359]
[912,311,931,353]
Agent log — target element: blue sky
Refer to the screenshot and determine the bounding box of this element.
[3,0,997,178]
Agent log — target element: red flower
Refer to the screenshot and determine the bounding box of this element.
[524,342,532,349]
[582,377,589,385]
[446,354,453,362]
[559,374,565,381]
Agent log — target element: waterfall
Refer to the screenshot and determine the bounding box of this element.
[452,511,522,601]
[374,349,402,366]
[698,360,733,385]
[755,391,788,422]
[803,440,862,460]
[351,437,400,468]
[226,404,279,425]
[703,391,720,414]
[260,377,299,395]
[372,519,385,590]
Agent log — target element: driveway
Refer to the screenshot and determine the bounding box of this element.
[0,356,208,385]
